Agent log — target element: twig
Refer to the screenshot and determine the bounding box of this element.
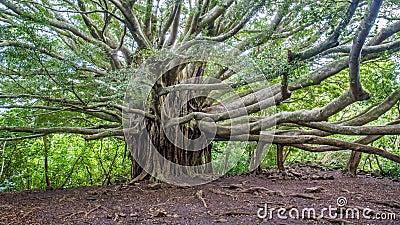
[195,190,207,208]
[85,204,102,217]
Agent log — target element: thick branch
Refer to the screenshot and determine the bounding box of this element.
[226,134,400,163]
[0,126,106,135]
[349,0,382,100]
[198,0,234,29]
[298,122,400,135]
[108,0,150,49]
[293,0,360,60]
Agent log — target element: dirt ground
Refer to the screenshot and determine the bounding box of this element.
[1,163,399,225]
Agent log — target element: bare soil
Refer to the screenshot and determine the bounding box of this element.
[1,164,399,224]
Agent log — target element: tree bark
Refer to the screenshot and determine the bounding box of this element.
[43,136,51,188]
[277,144,285,171]
[345,151,362,177]
[128,66,213,182]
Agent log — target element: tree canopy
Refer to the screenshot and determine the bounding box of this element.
[1,0,400,184]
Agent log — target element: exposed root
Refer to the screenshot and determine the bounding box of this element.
[62,204,105,219]
[240,186,283,196]
[367,199,400,209]
[290,193,320,200]
[304,186,325,193]
[128,170,148,184]
[240,186,270,194]
[209,189,237,198]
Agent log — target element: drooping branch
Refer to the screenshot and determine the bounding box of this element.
[0,41,64,60]
[0,95,122,122]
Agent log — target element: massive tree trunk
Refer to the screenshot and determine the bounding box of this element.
[131,118,213,180]
[126,63,214,184]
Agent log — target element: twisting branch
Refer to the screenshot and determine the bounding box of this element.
[183,0,203,39]
[0,0,112,51]
[238,1,290,51]
[108,0,150,49]
[198,0,265,42]
[83,129,124,140]
[349,0,383,100]
[321,39,400,56]
[198,0,234,29]
[158,0,181,48]
[293,0,360,60]
[143,0,153,38]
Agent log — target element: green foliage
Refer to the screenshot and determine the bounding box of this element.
[0,135,130,192]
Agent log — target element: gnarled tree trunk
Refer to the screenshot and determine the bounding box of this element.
[128,65,213,182]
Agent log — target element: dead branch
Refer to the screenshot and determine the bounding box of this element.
[195,190,208,208]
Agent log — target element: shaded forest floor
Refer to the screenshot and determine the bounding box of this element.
[1,163,399,225]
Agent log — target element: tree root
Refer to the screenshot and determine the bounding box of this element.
[209,189,237,198]
[367,199,400,209]
[240,186,270,194]
[128,170,148,184]
[62,204,104,219]
[290,193,320,200]
[240,186,284,196]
